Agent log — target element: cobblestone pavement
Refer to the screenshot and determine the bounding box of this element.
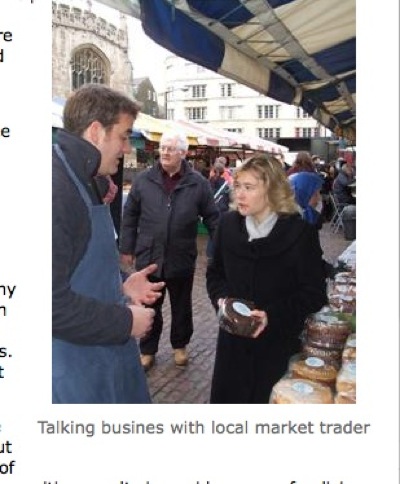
[145,222,352,404]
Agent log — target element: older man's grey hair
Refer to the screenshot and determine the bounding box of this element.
[215,156,227,166]
[160,130,189,152]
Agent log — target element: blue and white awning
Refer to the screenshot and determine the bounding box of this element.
[96,0,356,141]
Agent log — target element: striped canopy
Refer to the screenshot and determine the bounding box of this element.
[53,97,288,151]
[97,0,356,141]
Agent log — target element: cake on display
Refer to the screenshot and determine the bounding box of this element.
[270,378,334,404]
[290,356,338,388]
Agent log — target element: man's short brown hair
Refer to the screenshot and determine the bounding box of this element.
[63,84,140,135]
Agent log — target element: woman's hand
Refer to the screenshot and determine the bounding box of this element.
[250,309,268,338]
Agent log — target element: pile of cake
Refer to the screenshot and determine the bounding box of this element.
[328,270,356,318]
[270,308,357,404]
[335,334,356,403]
[303,307,352,368]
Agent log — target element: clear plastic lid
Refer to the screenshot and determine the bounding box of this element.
[270,378,334,404]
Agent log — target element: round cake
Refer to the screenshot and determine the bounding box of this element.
[290,357,338,387]
[302,343,342,367]
[342,334,356,362]
[218,298,261,337]
[306,312,351,349]
[334,391,356,404]
[336,361,356,394]
[270,378,334,404]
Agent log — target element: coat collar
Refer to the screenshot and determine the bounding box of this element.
[56,129,101,181]
[232,211,308,257]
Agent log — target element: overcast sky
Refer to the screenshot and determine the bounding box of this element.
[127,17,170,91]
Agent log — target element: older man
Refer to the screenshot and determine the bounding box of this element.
[53,84,165,403]
[120,130,219,369]
[333,162,356,205]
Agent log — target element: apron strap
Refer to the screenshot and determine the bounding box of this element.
[54,143,93,209]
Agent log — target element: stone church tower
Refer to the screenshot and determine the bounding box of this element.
[52,1,133,99]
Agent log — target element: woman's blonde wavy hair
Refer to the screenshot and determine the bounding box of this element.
[233,154,299,215]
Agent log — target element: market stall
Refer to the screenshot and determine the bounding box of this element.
[96,0,356,143]
[270,242,356,404]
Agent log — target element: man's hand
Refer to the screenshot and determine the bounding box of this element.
[123,263,165,306]
[128,305,155,339]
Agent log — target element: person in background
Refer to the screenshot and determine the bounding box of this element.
[119,130,219,370]
[286,151,316,176]
[289,171,336,278]
[209,162,231,213]
[53,84,165,404]
[333,161,356,205]
[206,154,327,403]
[288,171,323,228]
[311,154,322,166]
[209,156,233,185]
[206,162,231,261]
[275,152,291,172]
[319,162,338,221]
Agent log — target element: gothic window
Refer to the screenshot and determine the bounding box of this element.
[71,47,108,90]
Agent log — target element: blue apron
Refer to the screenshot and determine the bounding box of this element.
[52,145,150,404]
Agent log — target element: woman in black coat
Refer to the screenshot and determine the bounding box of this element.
[206,155,328,403]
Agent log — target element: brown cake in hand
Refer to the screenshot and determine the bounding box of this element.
[218,298,261,337]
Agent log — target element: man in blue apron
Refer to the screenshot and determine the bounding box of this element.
[52,84,164,403]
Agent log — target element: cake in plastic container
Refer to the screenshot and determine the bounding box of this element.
[290,356,338,388]
[305,308,351,350]
[342,333,356,363]
[218,298,261,337]
[270,378,334,404]
[336,361,356,394]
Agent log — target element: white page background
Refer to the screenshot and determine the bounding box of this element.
[0,1,398,483]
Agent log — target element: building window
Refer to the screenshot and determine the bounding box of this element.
[221,83,234,97]
[226,128,243,133]
[257,105,280,119]
[71,47,108,90]
[185,107,207,121]
[257,127,280,138]
[166,109,175,120]
[314,126,321,137]
[295,127,313,137]
[219,105,242,120]
[296,107,310,118]
[191,84,206,98]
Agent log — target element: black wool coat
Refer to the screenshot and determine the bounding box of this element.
[206,211,328,403]
[119,161,219,279]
